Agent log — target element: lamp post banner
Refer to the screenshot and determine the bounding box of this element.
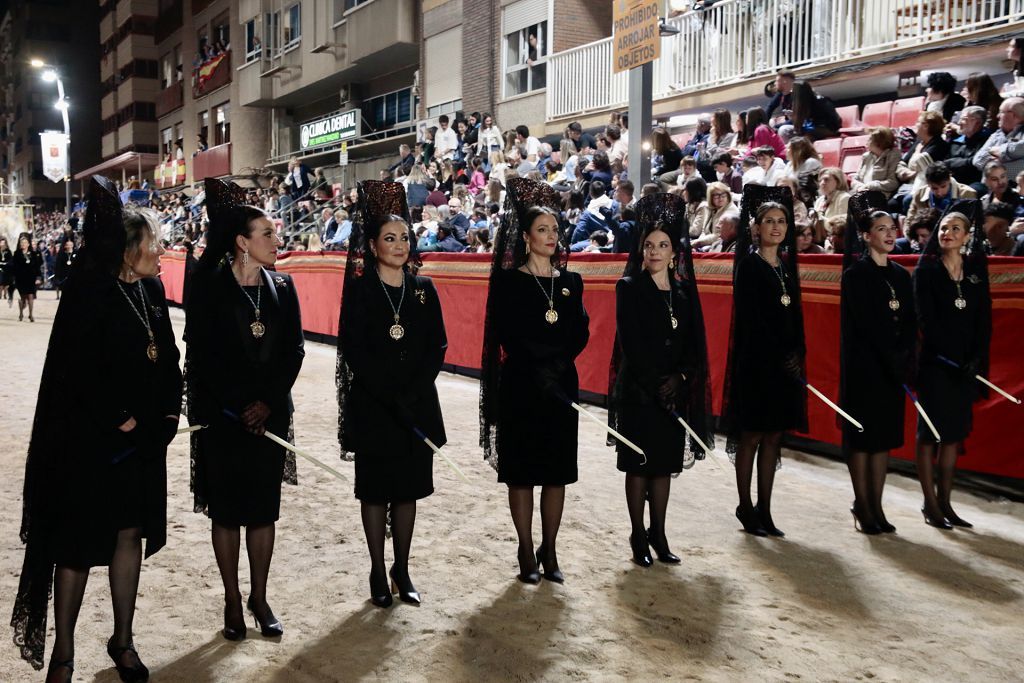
[39,131,69,183]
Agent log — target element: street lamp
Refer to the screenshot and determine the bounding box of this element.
[30,59,72,220]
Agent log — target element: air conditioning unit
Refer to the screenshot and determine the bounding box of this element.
[339,84,360,109]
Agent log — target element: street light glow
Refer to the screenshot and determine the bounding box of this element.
[42,69,58,83]
[29,58,45,68]
[54,99,68,111]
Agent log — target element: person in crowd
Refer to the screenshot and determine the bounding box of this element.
[53,239,75,298]
[851,126,903,197]
[913,201,991,529]
[972,97,1024,179]
[583,151,614,188]
[326,209,353,249]
[10,232,42,322]
[674,156,700,187]
[961,72,1003,131]
[906,162,977,226]
[425,178,447,208]
[428,222,464,252]
[570,181,613,245]
[1004,36,1024,96]
[746,107,787,159]
[946,106,991,190]
[983,201,1024,255]
[682,114,713,163]
[389,144,416,177]
[839,193,916,535]
[336,181,447,608]
[812,167,851,243]
[721,186,807,537]
[790,81,841,140]
[682,177,710,240]
[775,176,809,224]
[195,135,208,156]
[455,120,472,163]
[979,161,1023,214]
[732,110,751,158]
[447,198,470,242]
[434,115,458,161]
[516,125,543,163]
[712,152,743,194]
[784,136,823,179]
[608,205,638,255]
[705,212,740,253]
[895,111,951,206]
[480,177,590,585]
[747,146,787,186]
[404,164,430,208]
[566,121,597,154]
[925,72,967,122]
[467,157,487,196]
[606,124,629,169]
[475,114,503,170]
[706,108,737,158]
[286,157,313,201]
[12,178,182,682]
[608,192,714,567]
[581,230,609,253]
[186,179,305,642]
[651,128,684,190]
[766,70,796,130]
[613,179,636,212]
[825,216,847,254]
[894,209,938,254]
[0,236,12,305]
[693,181,738,249]
[795,221,825,254]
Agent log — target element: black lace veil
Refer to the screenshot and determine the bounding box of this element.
[336,180,418,459]
[479,177,568,467]
[842,190,890,272]
[606,192,715,467]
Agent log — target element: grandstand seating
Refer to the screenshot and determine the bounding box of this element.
[890,96,925,128]
[813,138,842,168]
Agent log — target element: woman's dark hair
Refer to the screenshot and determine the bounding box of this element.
[228,205,269,255]
[790,81,818,130]
[520,205,559,236]
[17,232,31,249]
[754,201,790,225]
[568,190,585,210]
[591,151,611,172]
[683,177,707,204]
[639,221,678,256]
[366,213,409,245]
[926,71,957,96]
[860,209,893,234]
[744,106,767,132]
[735,111,749,145]
[1013,37,1024,76]
[965,72,1003,123]
[711,108,732,141]
[650,127,680,154]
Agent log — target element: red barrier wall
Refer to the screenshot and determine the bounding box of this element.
[160,251,1024,480]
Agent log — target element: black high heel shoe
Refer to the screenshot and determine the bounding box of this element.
[850,503,883,535]
[940,503,973,528]
[45,658,74,683]
[246,596,284,637]
[222,596,247,641]
[755,504,785,537]
[921,506,953,530]
[536,544,564,583]
[389,567,421,605]
[370,571,393,608]
[646,528,681,564]
[517,547,541,584]
[630,531,653,567]
[735,505,767,536]
[106,637,149,683]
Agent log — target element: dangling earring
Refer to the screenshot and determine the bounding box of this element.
[242,250,250,266]
[525,241,532,255]
[670,257,677,269]
[960,244,967,255]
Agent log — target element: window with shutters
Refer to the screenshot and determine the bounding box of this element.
[502,0,549,99]
[424,26,463,114]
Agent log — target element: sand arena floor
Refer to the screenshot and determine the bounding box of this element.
[1,292,1022,682]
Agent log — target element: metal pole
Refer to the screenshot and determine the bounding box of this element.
[56,77,71,219]
[627,61,653,187]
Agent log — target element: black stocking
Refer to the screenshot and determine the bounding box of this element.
[245,523,275,612]
[847,452,876,525]
[624,474,648,537]
[915,441,943,517]
[539,485,565,570]
[734,431,761,511]
[390,501,417,588]
[647,476,671,546]
[508,485,536,572]
[756,432,783,525]
[361,503,388,593]
[936,443,960,516]
[50,566,88,665]
[869,451,890,524]
[108,528,142,647]
[211,522,243,627]
[27,294,34,319]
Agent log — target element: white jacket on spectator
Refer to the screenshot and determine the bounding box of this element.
[435,126,459,160]
[743,158,786,187]
[477,125,503,156]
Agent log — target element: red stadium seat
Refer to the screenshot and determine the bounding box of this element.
[814,138,842,168]
[890,96,925,128]
[671,133,692,150]
[836,105,864,135]
[840,134,870,178]
[860,101,893,128]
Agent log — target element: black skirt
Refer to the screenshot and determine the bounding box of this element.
[916,360,975,444]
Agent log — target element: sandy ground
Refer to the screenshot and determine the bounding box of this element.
[1,291,1023,682]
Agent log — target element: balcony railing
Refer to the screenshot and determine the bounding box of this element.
[156,81,183,118]
[193,51,231,99]
[193,142,231,181]
[547,0,1024,121]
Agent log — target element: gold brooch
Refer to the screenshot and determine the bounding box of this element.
[415,289,426,304]
[561,287,571,297]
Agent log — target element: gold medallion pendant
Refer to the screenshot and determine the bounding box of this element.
[780,293,792,307]
[670,315,679,329]
[954,297,967,310]
[889,299,900,311]
[545,308,559,324]
[146,341,159,362]
[251,320,266,338]
[389,323,405,340]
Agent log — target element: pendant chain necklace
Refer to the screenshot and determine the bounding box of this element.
[377,270,407,340]
[884,279,900,311]
[117,280,159,362]
[527,262,558,324]
[236,268,266,338]
[661,287,678,329]
[757,251,791,307]
[944,260,967,310]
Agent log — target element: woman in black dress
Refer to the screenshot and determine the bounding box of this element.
[12,177,182,683]
[54,239,76,299]
[337,180,448,608]
[10,231,42,321]
[721,185,808,538]
[0,236,13,305]
[185,178,305,639]
[480,177,590,584]
[839,192,916,535]
[608,193,714,566]
[913,200,991,529]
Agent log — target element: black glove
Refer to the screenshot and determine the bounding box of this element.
[961,357,981,381]
[241,401,271,436]
[657,374,685,413]
[536,360,570,405]
[782,353,804,382]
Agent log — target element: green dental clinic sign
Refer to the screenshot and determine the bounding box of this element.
[299,109,360,151]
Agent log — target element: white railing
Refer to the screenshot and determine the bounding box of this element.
[547,0,1024,120]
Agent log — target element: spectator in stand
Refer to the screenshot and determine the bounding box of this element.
[707,108,737,158]
[463,112,480,151]
[566,121,597,154]
[430,222,464,252]
[851,126,902,196]
[605,124,628,168]
[434,115,458,161]
[924,72,967,122]
[455,119,471,162]
[613,179,635,212]
[650,128,684,190]
[405,164,429,207]
[776,176,810,224]
[705,212,740,252]
[485,178,505,207]
[681,114,713,163]
[326,209,352,249]
[711,152,742,194]
[1004,37,1024,96]
[583,151,614,188]
[571,180,613,245]
[895,110,950,199]
[682,177,709,239]
[745,107,787,159]
[783,136,823,180]
[467,157,487,196]
[389,144,416,177]
[319,207,336,241]
[961,72,1003,131]
[979,161,1023,215]
[795,222,825,254]
[766,70,796,130]
[746,145,787,186]
[893,209,938,254]
[286,157,313,200]
[790,81,841,141]
[608,205,637,254]
[420,126,436,164]
[672,156,699,187]
[476,113,503,170]
[692,181,738,249]
[825,216,847,253]
[973,97,1024,178]
[812,167,850,242]
[946,105,991,191]
[982,201,1024,255]
[732,110,750,157]
[906,162,977,226]
[194,134,208,156]
[424,178,447,207]
[582,230,610,253]
[515,125,542,162]
[446,198,470,242]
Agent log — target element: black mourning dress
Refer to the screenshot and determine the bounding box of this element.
[0,247,11,286]
[339,271,447,503]
[10,249,42,296]
[913,259,991,444]
[494,268,590,486]
[728,255,806,432]
[13,275,182,668]
[839,259,916,452]
[54,251,75,288]
[612,272,698,474]
[186,265,305,525]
